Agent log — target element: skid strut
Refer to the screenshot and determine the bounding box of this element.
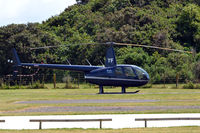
[122,86,126,93]
[99,86,104,94]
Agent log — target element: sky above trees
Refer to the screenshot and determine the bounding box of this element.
[0,0,76,26]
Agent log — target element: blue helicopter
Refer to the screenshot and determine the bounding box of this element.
[11,42,150,94]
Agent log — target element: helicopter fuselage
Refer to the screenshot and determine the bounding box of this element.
[85,65,149,87]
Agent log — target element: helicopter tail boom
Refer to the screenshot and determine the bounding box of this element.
[11,48,102,73]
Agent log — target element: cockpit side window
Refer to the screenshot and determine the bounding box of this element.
[124,67,136,77]
[115,67,123,76]
[134,67,147,80]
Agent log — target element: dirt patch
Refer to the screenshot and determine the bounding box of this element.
[4,105,200,113]
[16,99,158,104]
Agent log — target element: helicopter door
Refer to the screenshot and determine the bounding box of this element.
[114,67,124,78]
[123,66,137,79]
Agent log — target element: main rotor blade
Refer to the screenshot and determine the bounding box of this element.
[30,46,59,50]
[29,42,193,54]
[29,43,98,50]
[114,43,193,54]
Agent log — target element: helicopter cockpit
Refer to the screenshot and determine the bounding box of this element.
[87,65,149,81]
[114,65,149,80]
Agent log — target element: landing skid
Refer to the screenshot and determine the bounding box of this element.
[98,86,140,94]
[98,90,140,94]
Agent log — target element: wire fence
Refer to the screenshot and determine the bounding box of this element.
[0,73,193,87]
[1,73,86,86]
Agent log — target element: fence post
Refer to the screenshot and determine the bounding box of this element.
[42,74,45,86]
[8,75,10,87]
[39,121,42,129]
[100,120,102,129]
[31,75,34,86]
[19,75,22,86]
[78,74,80,88]
[53,73,56,88]
[145,120,147,128]
[0,78,2,87]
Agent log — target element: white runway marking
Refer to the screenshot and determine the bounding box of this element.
[0,114,200,129]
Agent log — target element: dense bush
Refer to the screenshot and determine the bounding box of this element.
[182,82,200,89]
[0,0,200,84]
[183,82,195,89]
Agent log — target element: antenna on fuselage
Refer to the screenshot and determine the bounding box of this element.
[86,59,92,66]
[66,59,71,65]
[100,60,104,66]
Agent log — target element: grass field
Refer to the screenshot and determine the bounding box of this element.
[0,83,200,115]
[0,127,200,133]
[1,83,200,132]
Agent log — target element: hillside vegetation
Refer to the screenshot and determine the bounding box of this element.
[1,0,200,84]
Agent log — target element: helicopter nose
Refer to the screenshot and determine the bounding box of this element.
[142,72,150,81]
[143,73,150,81]
[146,73,150,80]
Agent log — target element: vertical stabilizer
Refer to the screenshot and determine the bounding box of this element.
[105,46,117,67]
[11,48,21,66]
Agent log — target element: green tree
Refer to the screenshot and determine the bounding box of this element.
[176,4,200,52]
[167,53,193,87]
[0,23,59,76]
[117,47,151,67]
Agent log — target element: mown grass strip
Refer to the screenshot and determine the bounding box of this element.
[0,126,200,133]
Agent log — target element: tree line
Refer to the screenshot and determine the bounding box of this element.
[1,0,200,84]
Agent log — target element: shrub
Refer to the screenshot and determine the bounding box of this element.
[30,81,46,89]
[0,84,20,89]
[183,82,195,89]
[195,84,200,89]
[63,75,76,89]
